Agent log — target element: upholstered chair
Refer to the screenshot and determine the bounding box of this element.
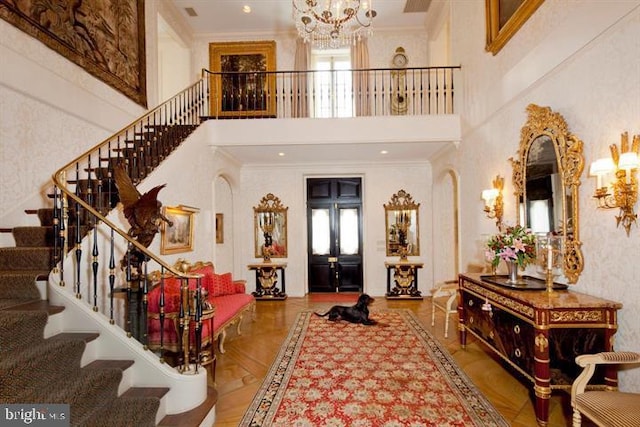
[571,351,640,427]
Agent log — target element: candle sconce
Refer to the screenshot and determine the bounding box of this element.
[384,189,420,260]
[589,132,639,236]
[254,193,288,261]
[536,234,564,293]
[482,175,504,230]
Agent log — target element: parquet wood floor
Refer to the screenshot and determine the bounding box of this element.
[212,296,575,426]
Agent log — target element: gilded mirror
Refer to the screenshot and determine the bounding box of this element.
[384,190,420,258]
[254,193,288,259]
[510,104,584,283]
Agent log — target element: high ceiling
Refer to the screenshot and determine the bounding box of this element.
[166,1,451,166]
[170,0,432,36]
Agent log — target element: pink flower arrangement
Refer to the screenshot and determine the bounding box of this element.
[485,225,536,269]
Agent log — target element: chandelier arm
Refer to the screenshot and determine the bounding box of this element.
[292,0,373,48]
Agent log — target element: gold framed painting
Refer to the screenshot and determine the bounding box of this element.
[161,205,199,255]
[485,0,544,55]
[0,0,147,106]
[215,213,224,244]
[209,41,277,118]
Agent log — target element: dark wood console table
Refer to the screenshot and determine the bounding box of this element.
[458,273,622,426]
[247,262,287,300]
[384,261,423,299]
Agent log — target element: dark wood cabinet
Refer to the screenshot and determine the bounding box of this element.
[458,273,622,426]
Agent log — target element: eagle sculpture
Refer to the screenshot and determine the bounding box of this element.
[113,164,172,249]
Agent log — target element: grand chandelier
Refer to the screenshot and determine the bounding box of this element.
[293,0,377,49]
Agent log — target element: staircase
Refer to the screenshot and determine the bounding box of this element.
[1,77,218,425]
[0,209,166,425]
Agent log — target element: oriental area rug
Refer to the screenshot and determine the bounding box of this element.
[240,309,509,427]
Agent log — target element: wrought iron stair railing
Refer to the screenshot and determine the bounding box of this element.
[51,74,211,372]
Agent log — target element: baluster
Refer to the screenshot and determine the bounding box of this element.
[194,276,202,373]
[108,228,116,325]
[436,68,441,114]
[125,243,132,336]
[372,69,378,116]
[428,68,433,114]
[52,186,60,275]
[92,222,99,312]
[449,68,455,114]
[159,267,166,363]
[58,183,67,288]
[419,69,425,115]
[74,163,82,299]
[178,276,188,371]
[141,258,149,348]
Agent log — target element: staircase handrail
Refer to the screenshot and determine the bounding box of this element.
[51,77,209,279]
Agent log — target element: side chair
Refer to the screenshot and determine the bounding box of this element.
[430,279,458,338]
[571,351,640,427]
[431,263,487,338]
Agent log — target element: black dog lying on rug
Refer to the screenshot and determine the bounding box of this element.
[314,294,376,325]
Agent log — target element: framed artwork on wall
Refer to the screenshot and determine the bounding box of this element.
[208,40,277,118]
[215,213,224,244]
[485,0,544,55]
[0,0,147,106]
[161,205,199,255]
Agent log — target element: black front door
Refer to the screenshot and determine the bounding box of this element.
[307,178,363,293]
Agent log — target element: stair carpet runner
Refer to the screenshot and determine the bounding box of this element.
[0,123,208,425]
[0,208,164,426]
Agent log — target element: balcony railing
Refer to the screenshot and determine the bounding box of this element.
[203,66,461,119]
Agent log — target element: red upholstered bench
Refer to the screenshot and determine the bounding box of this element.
[147,261,255,354]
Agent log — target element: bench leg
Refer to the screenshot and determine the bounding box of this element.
[235,315,244,335]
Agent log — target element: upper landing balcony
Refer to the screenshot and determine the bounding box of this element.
[201,66,462,165]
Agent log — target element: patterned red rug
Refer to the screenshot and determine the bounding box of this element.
[240,309,508,426]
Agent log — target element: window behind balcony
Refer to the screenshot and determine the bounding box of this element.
[310,49,353,118]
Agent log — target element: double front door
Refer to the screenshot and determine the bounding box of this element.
[307,178,363,293]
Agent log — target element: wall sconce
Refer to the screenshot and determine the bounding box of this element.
[590,132,639,236]
[482,175,504,228]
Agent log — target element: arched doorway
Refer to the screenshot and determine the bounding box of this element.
[432,169,460,284]
[214,176,233,273]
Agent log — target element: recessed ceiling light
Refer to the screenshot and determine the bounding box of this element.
[278,152,285,157]
[243,5,251,13]
[380,150,388,154]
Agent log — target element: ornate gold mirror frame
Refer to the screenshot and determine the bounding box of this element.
[510,104,584,283]
[384,190,420,259]
[254,193,288,260]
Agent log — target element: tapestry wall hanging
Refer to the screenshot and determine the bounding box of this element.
[0,0,147,106]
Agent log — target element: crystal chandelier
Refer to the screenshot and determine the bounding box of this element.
[293,0,377,49]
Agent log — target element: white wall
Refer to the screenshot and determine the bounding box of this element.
[190,29,430,74]
[434,0,640,390]
[234,162,432,297]
[0,20,144,238]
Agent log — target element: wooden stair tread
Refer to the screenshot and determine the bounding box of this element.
[84,359,135,371]
[121,386,170,399]
[159,386,217,426]
[4,300,64,315]
[0,269,51,276]
[49,332,100,343]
